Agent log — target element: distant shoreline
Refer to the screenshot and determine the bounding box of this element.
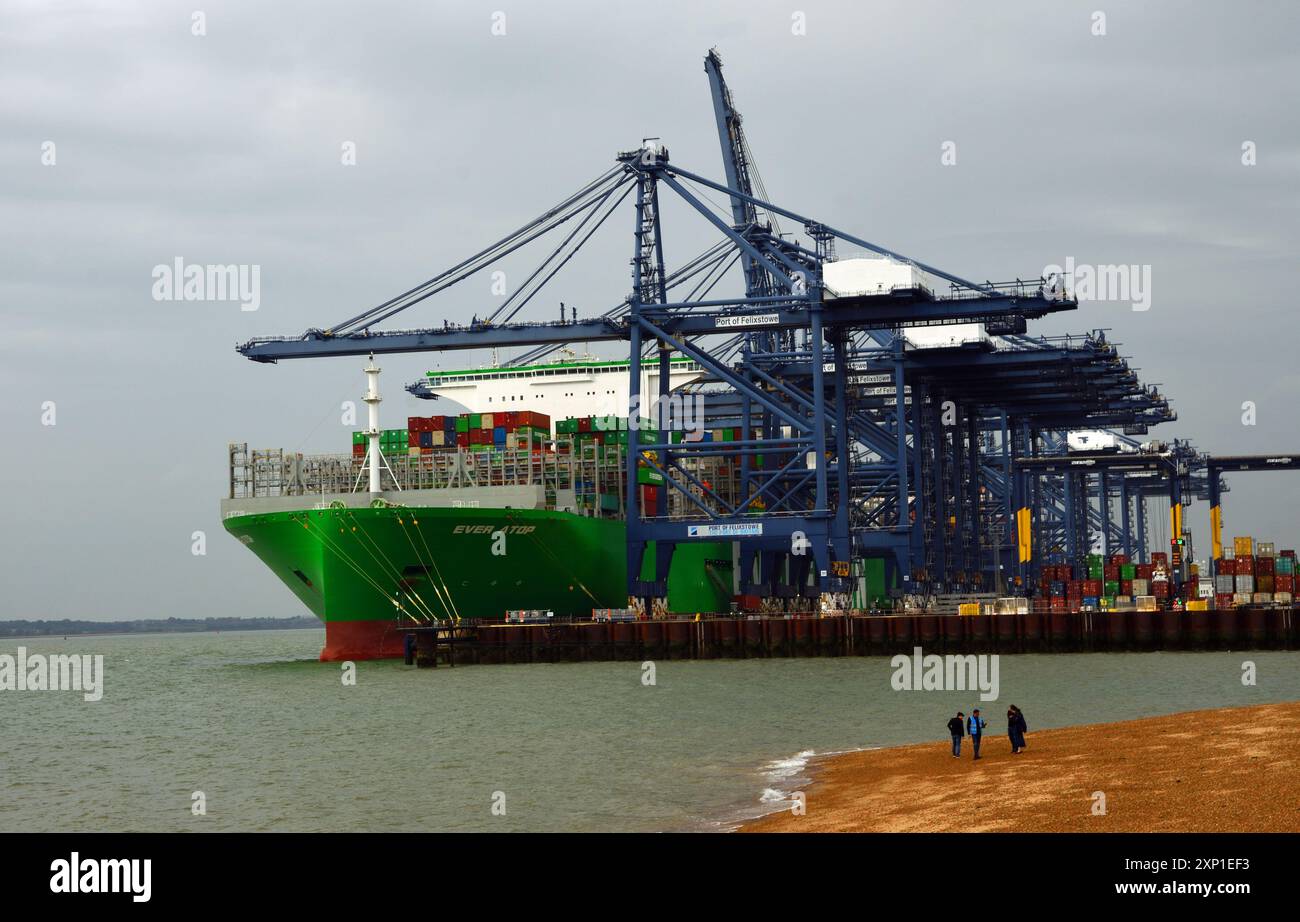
[741,701,1300,832]
[1,618,320,639]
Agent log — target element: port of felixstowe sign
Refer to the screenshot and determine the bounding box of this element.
[686,523,763,537]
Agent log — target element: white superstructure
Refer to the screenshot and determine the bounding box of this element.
[423,354,707,419]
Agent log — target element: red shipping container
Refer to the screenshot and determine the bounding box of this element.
[1120,580,1133,595]
[578,417,592,432]
[456,432,469,448]
[352,444,365,458]
[1104,565,1120,580]
[408,430,419,447]
[1277,575,1295,593]
[1110,554,1129,565]
[1238,555,1254,575]
[1257,557,1275,575]
[1152,552,1169,566]
[1135,564,1153,579]
[1152,580,1170,597]
[1215,593,1235,609]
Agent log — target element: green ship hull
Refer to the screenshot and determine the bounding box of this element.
[223,504,733,660]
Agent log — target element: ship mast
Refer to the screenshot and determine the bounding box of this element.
[364,354,383,495]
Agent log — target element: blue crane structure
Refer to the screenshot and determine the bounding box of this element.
[238,49,1273,609]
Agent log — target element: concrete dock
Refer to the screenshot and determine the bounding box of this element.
[404,606,1299,667]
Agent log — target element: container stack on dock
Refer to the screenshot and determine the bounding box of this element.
[1215,537,1296,609]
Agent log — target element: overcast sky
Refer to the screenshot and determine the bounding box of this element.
[2,1,1298,621]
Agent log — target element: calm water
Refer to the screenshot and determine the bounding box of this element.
[2,629,1297,832]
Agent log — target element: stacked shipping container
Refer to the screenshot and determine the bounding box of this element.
[1214,537,1295,607]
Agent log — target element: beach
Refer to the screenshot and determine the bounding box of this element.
[741,701,1300,832]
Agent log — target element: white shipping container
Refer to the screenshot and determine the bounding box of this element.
[1136,596,1157,611]
[1214,575,1236,593]
[1067,430,1119,453]
[823,257,935,298]
[1233,593,1252,607]
[1275,592,1294,605]
[904,324,991,349]
[1132,578,1150,595]
[1236,575,1255,593]
[1257,542,1276,558]
[1253,592,1274,604]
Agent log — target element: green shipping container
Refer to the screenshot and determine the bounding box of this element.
[1104,580,1121,595]
[1087,565,1103,580]
[352,431,366,446]
[456,416,470,433]
[468,414,482,429]
[1120,564,1136,580]
[637,465,664,486]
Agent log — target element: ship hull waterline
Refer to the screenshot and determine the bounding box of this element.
[223,505,734,661]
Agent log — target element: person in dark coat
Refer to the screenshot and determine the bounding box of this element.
[967,709,986,759]
[1009,706,1028,753]
[947,711,965,758]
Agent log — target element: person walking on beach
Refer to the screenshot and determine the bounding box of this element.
[967,709,986,760]
[1008,705,1028,754]
[947,711,965,758]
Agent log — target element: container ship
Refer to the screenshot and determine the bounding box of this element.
[221,355,743,661]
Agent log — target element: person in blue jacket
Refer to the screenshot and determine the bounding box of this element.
[967,708,986,759]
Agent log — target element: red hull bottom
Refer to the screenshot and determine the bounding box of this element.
[321,620,407,661]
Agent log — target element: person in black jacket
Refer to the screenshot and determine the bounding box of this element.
[947,711,965,758]
[1008,705,1028,753]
